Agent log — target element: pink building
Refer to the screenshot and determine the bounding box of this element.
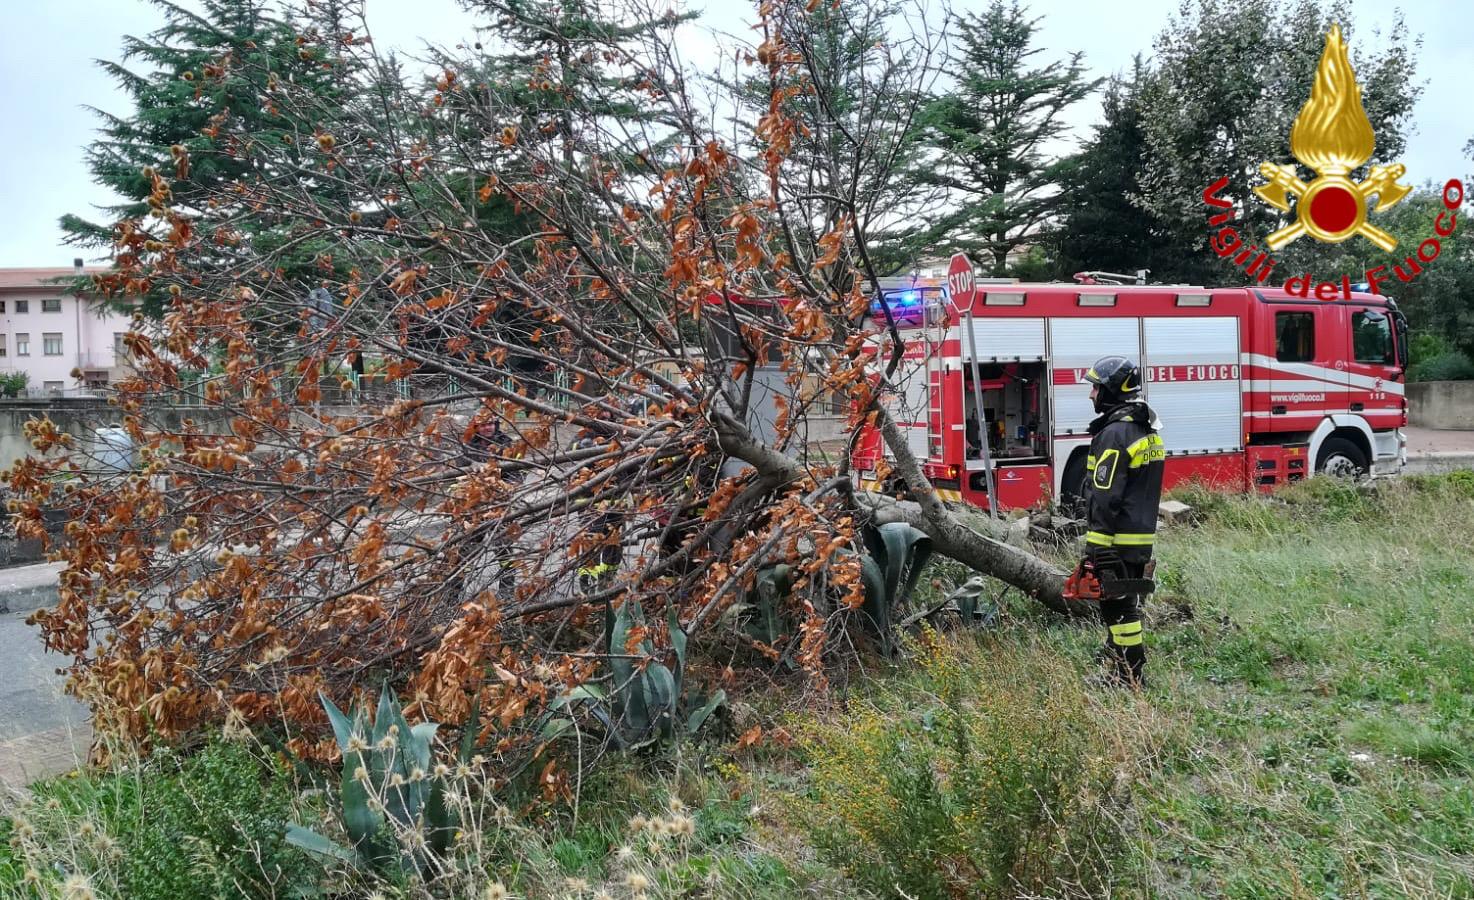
[0,262,133,396]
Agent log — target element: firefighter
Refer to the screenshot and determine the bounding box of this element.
[1082,356,1165,688]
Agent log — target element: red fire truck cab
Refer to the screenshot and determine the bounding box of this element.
[852,281,1409,512]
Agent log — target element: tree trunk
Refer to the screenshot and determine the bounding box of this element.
[715,407,1082,615]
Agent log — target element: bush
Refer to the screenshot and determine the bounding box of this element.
[793,631,1133,898]
[1407,350,1474,382]
[1,739,312,899]
[0,372,27,398]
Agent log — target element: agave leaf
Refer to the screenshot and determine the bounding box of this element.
[339,749,383,849]
[457,696,480,766]
[859,553,888,635]
[641,663,678,738]
[540,717,575,743]
[947,575,991,624]
[667,606,688,676]
[285,824,358,864]
[424,779,457,855]
[876,522,933,611]
[608,600,637,698]
[747,565,793,644]
[409,723,438,773]
[685,688,726,736]
[318,690,357,751]
[382,685,416,762]
[550,684,608,710]
[372,683,397,747]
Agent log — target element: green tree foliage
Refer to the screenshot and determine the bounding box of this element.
[62,0,359,317]
[1051,58,1184,281]
[914,1,1099,276]
[1354,186,1474,359]
[724,0,945,280]
[1135,0,1421,283]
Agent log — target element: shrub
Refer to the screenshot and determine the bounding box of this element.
[2,739,311,899]
[1408,350,1474,382]
[0,372,27,398]
[792,631,1132,898]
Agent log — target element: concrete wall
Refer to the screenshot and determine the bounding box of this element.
[0,399,243,472]
[1408,381,1474,430]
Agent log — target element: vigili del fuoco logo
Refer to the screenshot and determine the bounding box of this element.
[1200,24,1463,300]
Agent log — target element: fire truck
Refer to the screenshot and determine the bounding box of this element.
[852,279,1409,512]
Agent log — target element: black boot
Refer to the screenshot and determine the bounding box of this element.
[1098,595,1147,689]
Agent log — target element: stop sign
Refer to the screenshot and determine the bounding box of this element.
[946,253,976,314]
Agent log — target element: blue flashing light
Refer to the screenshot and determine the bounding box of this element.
[869,288,931,322]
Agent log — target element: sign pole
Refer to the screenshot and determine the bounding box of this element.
[947,254,998,519]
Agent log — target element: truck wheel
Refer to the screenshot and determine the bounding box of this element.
[1315,437,1368,480]
[1059,452,1089,518]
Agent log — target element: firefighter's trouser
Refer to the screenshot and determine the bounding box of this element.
[1098,558,1147,688]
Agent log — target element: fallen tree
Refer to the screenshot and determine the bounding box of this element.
[11,0,1071,767]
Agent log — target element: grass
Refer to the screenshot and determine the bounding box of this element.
[6,474,1474,897]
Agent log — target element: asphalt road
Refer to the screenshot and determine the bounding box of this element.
[0,608,89,789]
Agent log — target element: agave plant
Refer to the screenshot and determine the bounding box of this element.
[285,685,476,874]
[858,522,934,655]
[738,563,794,646]
[546,598,725,750]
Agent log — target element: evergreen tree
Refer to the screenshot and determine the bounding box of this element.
[62,0,355,315]
[914,1,1099,276]
[723,0,943,280]
[1135,0,1421,283]
[1051,59,1185,281]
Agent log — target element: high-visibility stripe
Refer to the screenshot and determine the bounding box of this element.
[1127,434,1166,468]
[1086,531,1115,546]
[577,562,616,578]
[1110,622,1144,646]
[937,489,963,502]
[1113,532,1155,546]
[1086,454,1097,469]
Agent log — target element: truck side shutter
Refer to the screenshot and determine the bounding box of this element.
[1142,316,1242,453]
[963,317,1046,362]
[1049,318,1140,436]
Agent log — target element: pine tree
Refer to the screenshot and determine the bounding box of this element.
[64,0,349,243]
[724,0,943,280]
[1051,59,1185,281]
[62,0,355,314]
[914,1,1099,276]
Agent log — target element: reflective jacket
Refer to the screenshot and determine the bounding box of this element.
[1084,402,1165,558]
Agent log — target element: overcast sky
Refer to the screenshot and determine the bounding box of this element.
[0,0,1467,268]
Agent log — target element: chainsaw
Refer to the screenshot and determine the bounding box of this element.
[1063,557,1157,602]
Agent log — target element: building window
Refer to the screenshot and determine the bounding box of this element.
[43,381,63,396]
[42,297,61,313]
[1275,312,1315,363]
[114,332,129,359]
[14,300,28,314]
[0,334,7,357]
[16,334,29,356]
[43,333,62,356]
[0,301,6,314]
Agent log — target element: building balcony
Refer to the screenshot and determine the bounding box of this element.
[76,353,121,370]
